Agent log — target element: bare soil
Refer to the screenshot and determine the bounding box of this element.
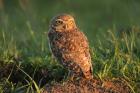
[41,77,131,93]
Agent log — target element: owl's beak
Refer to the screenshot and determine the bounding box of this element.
[63,24,67,29]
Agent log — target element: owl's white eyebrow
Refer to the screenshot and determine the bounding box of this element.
[56,19,63,21]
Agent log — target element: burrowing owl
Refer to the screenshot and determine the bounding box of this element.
[48,14,93,79]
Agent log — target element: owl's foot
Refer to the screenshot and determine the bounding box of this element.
[67,72,81,81]
[67,76,81,81]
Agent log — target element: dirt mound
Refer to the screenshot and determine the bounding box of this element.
[41,78,131,93]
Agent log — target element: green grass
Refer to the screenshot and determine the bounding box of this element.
[0,0,140,93]
[0,25,140,93]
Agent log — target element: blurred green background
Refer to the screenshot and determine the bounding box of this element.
[0,0,140,45]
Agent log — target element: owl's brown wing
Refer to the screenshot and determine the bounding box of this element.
[68,30,93,79]
[78,31,93,78]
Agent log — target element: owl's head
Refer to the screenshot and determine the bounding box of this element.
[49,14,77,32]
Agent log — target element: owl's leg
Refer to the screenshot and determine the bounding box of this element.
[67,71,74,81]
